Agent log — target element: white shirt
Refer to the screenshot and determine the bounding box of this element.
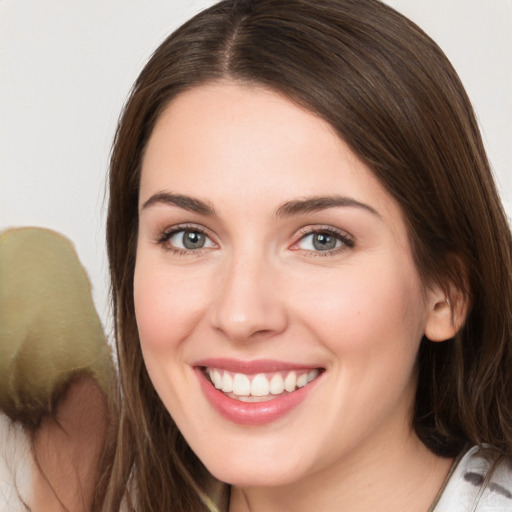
[434,445,512,511]
[0,413,32,512]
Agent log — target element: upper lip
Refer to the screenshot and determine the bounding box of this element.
[193,358,323,374]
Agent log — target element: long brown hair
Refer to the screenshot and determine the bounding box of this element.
[101,0,512,509]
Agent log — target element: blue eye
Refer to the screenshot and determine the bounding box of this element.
[160,227,215,252]
[297,232,341,251]
[294,228,354,254]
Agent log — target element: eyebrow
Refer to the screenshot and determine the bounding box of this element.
[275,196,381,218]
[141,192,380,219]
[141,192,216,215]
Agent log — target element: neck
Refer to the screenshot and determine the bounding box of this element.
[229,432,453,512]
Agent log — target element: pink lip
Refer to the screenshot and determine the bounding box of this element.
[194,357,320,374]
[194,361,323,426]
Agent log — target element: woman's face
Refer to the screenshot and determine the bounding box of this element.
[134,82,441,487]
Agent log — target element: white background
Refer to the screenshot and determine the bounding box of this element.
[1,0,511,333]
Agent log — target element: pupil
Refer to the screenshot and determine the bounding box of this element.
[183,231,205,249]
[313,233,336,251]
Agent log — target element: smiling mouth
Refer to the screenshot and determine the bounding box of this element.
[203,367,323,402]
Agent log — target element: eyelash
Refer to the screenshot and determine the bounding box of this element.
[155,224,355,257]
[156,224,216,256]
[291,225,355,257]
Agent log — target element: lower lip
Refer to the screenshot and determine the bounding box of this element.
[195,368,321,425]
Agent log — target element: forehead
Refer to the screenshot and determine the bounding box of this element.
[139,81,402,226]
[141,81,349,185]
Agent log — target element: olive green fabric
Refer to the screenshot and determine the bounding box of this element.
[0,227,112,426]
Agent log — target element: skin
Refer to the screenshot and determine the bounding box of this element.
[30,377,109,512]
[134,81,462,512]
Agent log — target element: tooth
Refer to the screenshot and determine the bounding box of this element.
[251,374,270,397]
[270,373,285,394]
[297,373,308,388]
[307,369,319,382]
[284,371,297,392]
[222,372,233,393]
[232,373,251,396]
[212,369,222,389]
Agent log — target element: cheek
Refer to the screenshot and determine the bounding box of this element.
[133,257,209,353]
[289,256,426,357]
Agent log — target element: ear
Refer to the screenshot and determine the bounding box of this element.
[424,280,469,342]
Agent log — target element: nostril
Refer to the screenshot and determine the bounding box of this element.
[209,269,288,342]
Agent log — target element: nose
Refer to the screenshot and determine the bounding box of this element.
[209,252,288,343]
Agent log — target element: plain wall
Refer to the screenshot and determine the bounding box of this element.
[1,0,511,333]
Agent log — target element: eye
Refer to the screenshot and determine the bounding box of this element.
[298,232,340,251]
[170,230,211,250]
[292,227,354,255]
[158,226,216,253]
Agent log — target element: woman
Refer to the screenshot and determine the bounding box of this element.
[100,0,512,510]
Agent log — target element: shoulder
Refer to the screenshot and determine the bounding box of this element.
[31,376,110,512]
[1,377,110,512]
[434,445,512,511]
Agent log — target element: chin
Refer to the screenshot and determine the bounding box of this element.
[208,463,298,488]
[198,445,309,488]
